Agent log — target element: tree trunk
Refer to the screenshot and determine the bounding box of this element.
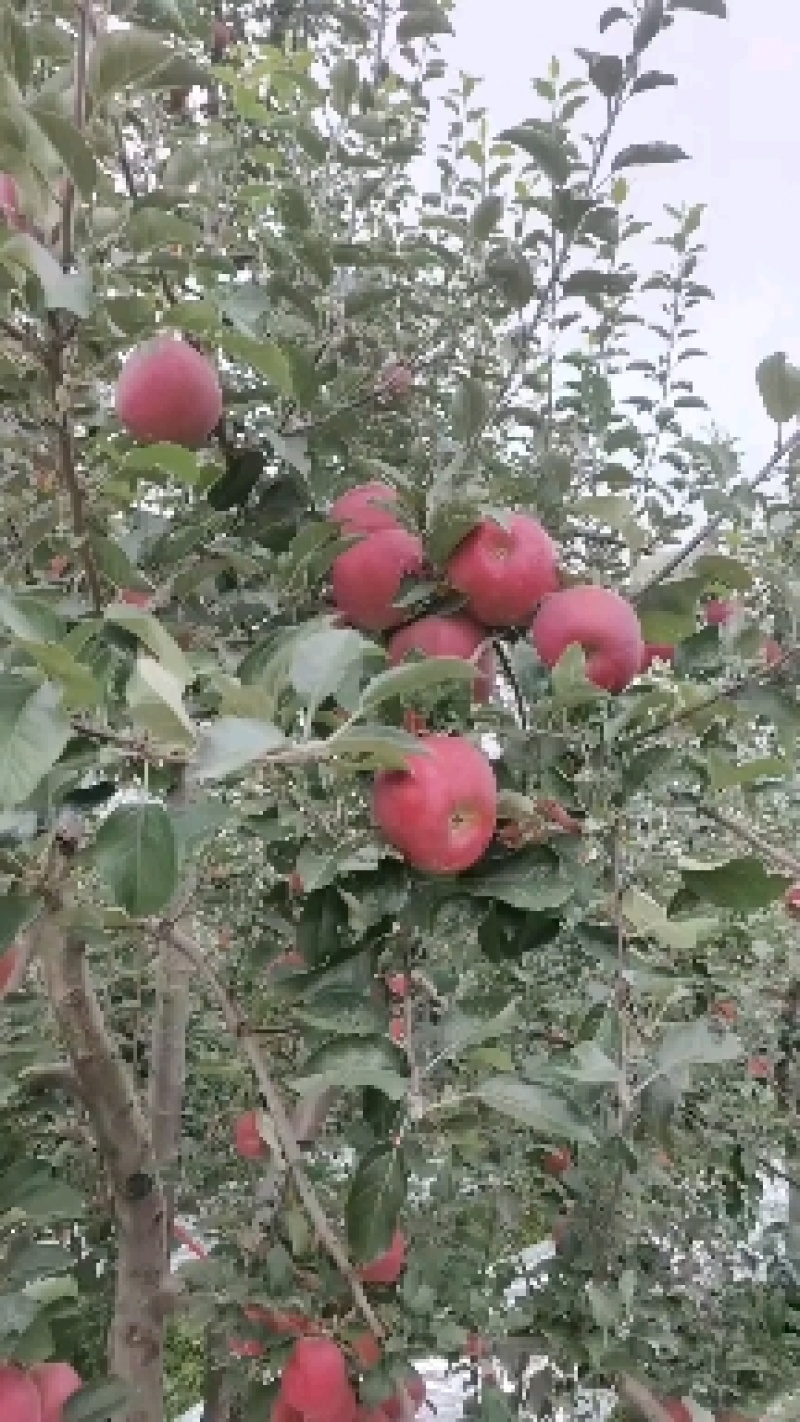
[111,1196,169,1422]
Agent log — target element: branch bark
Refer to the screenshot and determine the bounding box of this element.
[36,908,168,1422]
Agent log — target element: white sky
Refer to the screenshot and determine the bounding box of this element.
[447,0,798,468]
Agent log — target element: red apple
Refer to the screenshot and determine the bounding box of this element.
[387,614,495,702]
[747,1054,772,1081]
[211,18,232,51]
[119,588,152,608]
[389,1017,406,1045]
[446,513,559,627]
[375,362,414,400]
[543,1147,572,1177]
[662,1402,691,1422]
[280,1338,350,1416]
[352,1332,382,1369]
[115,335,223,447]
[270,950,306,971]
[785,886,800,917]
[373,733,497,874]
[762,638,783,667]
[710,999,737,1024]
[704,598,737,627]
[530,585,644,692]
[0,1365,41,1422]
[30,1363,82,1422]
[234,1109,268,1160]
[385,973,409,998]
[0,172,26,231]
[466,1332,488,1361]
[332,527,425,632]
[640,642,675,672]
[230,1336,266,1359]
[330,482,401,535]
[357,1228,407,1285]
[273,1400,304,1422]
[0,945,22,998]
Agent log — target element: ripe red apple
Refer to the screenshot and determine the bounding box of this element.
[466,1332,488,1361]
[119,588,152,609]
[704,598,737,627]
[244,1305,312,1336]
[0,945,22,998]
[280,1338,351,1416]
[387,614,495,702]
[352,1331,382,1369]
[385,973,409,998]
[785,885,800,917]
[543,1147,572,1177]
[272,1399,303,1422]
[373,734,497,874]
[332,527,425,632]
[531,585,644,692]
[382,1373,426,1419]
[49,555,69,580]
[0,1365,41,1422]
[446,513,559,627]
[662,1401,691,1422]
[0,172,26,231]
[375,362,414,401]
[389,1017,406,1045]
[357,1228,407,1285]
[747,1054,772,1081]
[270,950,306,971]
[30,1363,82,1422]
[230,1336,266,1359]
[710,998,737,1024]
[234,1109,267,1160]
[640,642,675,672]
[330,482,400,535]
[115,335,223,447]
[762,637,783,667]
[211,18,232,52]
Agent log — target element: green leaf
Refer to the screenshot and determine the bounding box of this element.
[599,6,629,30]
[496,125,571,185]
[692,553,753,591]
[293,1036,407,1101]
[0,1161,84,1221]
[346,1143,407,1264]
[219,330,294,397]
[551,644,607,707]
[93,803,178,916]
[0,890,42,952]
[484,248,535,307]
[707,753,790,791]
[290,627,367,720]
[466,852,574,913]
[470,195,504,242]
[631,70,678,93]
[126,656,195,747]
[189,717,285,784]
[633,0,665,51]
[442,1002,519,1056]
[558,1042,620,1085]
[611,142,689,171]
[576,49,624,97]
[635,576,702,643]
[17,641,100,711]
[670,0,726,13]
[0,678,70,809]
[656,1020,742,1074]
[121,442,211,486]
[563,268,636,299]
[64,1381,133,1422]
[104,605,190,685]
[452,376,489,442]
[476,1077,595,1143]
[755,352,800,424]
[396,9,453,41]
[27,102,96,198]
[87,28,208,98]
[330,55,359,115]
[621,887,716,954]
[328,724,430,771]
[573,494,647,550]
[674,855,791,913]
[359,657,476,712]
[0,233,92,316]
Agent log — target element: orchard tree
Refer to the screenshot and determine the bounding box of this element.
[0,0,799,1420]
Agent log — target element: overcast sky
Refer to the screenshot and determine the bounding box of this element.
[446,0,797,470]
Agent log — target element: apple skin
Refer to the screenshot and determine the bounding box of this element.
[704,598,737,627]
[357,1228,407,1285]
[543,1147,572,1176]
[0,1365,42,1422]
[640,642,675,672]
[446,513,559,627]
[747,1054,772,1081]
[387,613,494,702]
[785,885,800,917]
[330,482,400,535]
[373,733,497,874]
[234,1109,267,1160]
[389,1017,406,1045]
[115,336,223,447]
[332,527,424,632]
[530,585,644,693]
[385,972,409,998]
[30,1362,83,1422]
[280,1338,350,1416]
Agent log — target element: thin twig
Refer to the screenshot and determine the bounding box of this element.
[166,924,387,1338]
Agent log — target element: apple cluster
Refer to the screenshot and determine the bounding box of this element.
[0,1361,83,1422]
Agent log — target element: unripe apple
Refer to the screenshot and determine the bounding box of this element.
[280,1338,351,1416]
[330,482,400,535]
[373,733,497,874]
[357,1228,407,1285]
[785,885,800,917]
[0,1365,41,1422]
[640,642,675,672]
[234,1109,267,1160]
[30,1362,83,1422]
[387,614,495,702]
[530,585,644,692]
[446,513,559,626]
[332,528,424,632]
[543,1147,572,1177]
[115,335,223,447]
[704,598,737,627]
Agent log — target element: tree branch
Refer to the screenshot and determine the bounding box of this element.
[166,923,386,1338]
[692,799,800,879]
